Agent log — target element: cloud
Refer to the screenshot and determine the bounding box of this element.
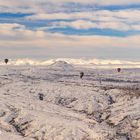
[0,23,140,48]
[1,1,140,32]
[26,9,140,22]
[0,0,140,14]
[0,1,140,60]
[48,20,131,31]
[0,0,140,7]
[27,9,140,31]
[51,0,140,5]
[0,23,140,60]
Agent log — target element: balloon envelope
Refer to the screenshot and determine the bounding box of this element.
[80,72,84,79]
[117,68,121,72]
[4,59,9,64]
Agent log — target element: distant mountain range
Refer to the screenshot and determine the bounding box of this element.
[0,58,140,68]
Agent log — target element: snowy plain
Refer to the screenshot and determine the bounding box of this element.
[0,61,140,140]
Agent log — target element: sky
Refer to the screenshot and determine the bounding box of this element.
[0,0,140,61]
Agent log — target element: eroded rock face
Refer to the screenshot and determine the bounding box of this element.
[0,66,140,140]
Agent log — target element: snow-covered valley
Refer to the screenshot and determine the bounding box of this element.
[0,62,140,140]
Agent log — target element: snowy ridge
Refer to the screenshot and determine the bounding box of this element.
[0,58,140,68]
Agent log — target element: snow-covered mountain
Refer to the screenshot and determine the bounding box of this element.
[48,60,74,70]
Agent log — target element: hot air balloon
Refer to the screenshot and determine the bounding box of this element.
[4,59,9,64]
[38,93,44,101]
[117,68,121,72]
[80,72,84,79]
